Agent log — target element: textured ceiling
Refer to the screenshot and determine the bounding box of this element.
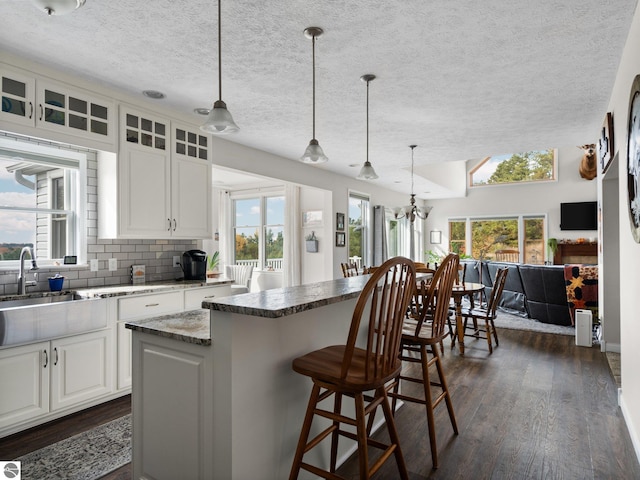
[0,0,637,197]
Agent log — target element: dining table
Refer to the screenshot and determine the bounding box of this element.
[450,282,485,356]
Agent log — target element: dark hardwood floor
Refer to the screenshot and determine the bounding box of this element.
[1,328,637,479]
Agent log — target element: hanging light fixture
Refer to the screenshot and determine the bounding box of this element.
[394,145,432,222]
[32,0,85,15]
[300,27,328,164]
[356,74,379,180]
[200,0,239,134]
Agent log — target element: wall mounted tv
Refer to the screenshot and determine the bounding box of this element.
[560,201,597,230]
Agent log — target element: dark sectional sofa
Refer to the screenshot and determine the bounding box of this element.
[461,260,575,326]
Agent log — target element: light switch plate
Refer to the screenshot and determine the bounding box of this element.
[90,259,99,272]
[108,258,118,271]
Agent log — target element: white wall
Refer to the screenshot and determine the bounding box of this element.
[424,146,598,257]
[300,185,333,284]
[210,139,411,278]
[603,0,640,462]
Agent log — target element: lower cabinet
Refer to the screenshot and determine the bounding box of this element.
[0,329,112,434]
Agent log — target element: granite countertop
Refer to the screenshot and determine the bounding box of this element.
[125,309,211,345]
[203,275,371,318]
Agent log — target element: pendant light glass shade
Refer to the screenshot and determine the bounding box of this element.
[201,100,239,134]
[301,139,328,164]
[32,0,85,15]
[201,0,239,134]
[357,161,378,180]
[356,74,378,180]
[300,27,328,164]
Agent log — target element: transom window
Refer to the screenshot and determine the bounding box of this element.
[470,149,556,187]
[0,139,85,265]
[233,194,285,271]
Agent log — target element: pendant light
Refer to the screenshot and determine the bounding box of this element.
[32,0,85,15]
[200,0,239,134]
[394,145,432,222]
[356,74,379,180]
[300,27,328,164]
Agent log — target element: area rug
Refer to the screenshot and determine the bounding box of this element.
[493,310,575,336]
[17,414,131,480]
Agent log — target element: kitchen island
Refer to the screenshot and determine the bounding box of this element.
[126,275,379,480]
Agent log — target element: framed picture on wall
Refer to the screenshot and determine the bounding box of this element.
[336,232,346,247]
[627,74,640,243]
[336,212,345,231]
[302,210,323,227]
[430,230,442,244]
[598,111,614,174]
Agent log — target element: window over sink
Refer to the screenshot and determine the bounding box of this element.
[0,137,86,266]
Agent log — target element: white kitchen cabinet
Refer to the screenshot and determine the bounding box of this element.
[0,328,112,435]
[117,322,132,391]
[183,284,231,310]
[111,107,212,239]
[50,329,113,411]
[0,64,116,150]
[0,341,49,430]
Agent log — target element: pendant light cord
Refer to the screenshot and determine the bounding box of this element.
[366,78,369,163]
[411,145,415,195]
[312,34,316,139]
[218,0,222,102]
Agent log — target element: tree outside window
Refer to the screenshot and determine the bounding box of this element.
[470,149,556,187]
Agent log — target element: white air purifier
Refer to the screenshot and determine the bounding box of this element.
[575,309,592,347]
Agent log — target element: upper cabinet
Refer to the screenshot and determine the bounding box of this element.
[0,64,116,150]
[99,105,212,239]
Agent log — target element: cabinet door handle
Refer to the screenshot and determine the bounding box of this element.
[167,218,172,231]
[145,303,160,307]
[43,349,48,368]
[54,347,59,366]
[203,295,216,299]
[172,218,177,231]
[39,104,43,121]
[29,101,33,119]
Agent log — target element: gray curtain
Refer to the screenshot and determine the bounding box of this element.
[372,205,388,266]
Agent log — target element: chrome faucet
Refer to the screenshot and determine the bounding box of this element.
[18,246,39,295]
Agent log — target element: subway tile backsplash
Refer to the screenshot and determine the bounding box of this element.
[0,132,199,296]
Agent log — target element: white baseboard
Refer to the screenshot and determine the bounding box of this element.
[603,342,621,353]
[620,391,640,467]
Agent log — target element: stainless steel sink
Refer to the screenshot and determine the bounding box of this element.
[0,293,107,347]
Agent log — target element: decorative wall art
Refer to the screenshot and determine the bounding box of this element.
[430,230,442,244]
[627,74,640,243]
[302,210,323,227]
[598,111,614,174]
[335,232,346,247]
[336,212,345,231]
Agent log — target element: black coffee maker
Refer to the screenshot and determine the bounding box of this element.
[181,250,207,280]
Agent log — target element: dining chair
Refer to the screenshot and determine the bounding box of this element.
[454,266,509,354]
[340,262,359,277]
[289,256,416,480]
[389,253,460,469]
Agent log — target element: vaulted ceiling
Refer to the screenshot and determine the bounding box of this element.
[1,0,637,197]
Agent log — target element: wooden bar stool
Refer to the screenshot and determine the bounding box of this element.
[389,253,460,469]
[289,256,416,480]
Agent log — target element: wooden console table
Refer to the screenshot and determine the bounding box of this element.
[553,242,598,265]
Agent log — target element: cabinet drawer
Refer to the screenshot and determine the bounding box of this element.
[118,291,183,321]
[184,286,231,311]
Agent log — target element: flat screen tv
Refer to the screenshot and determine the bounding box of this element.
[560,201,597,230]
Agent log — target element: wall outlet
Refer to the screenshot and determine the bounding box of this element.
[108,258,118,271]
[173,256,181,268]
[90,259,99,272]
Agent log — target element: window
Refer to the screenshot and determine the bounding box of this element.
[449,215,547,265]
[348,193,370,267]
[0,140,84,265]
[233,194,284,271]
[470,149,556,187]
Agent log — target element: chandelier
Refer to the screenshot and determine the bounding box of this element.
[394,145,432,222]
